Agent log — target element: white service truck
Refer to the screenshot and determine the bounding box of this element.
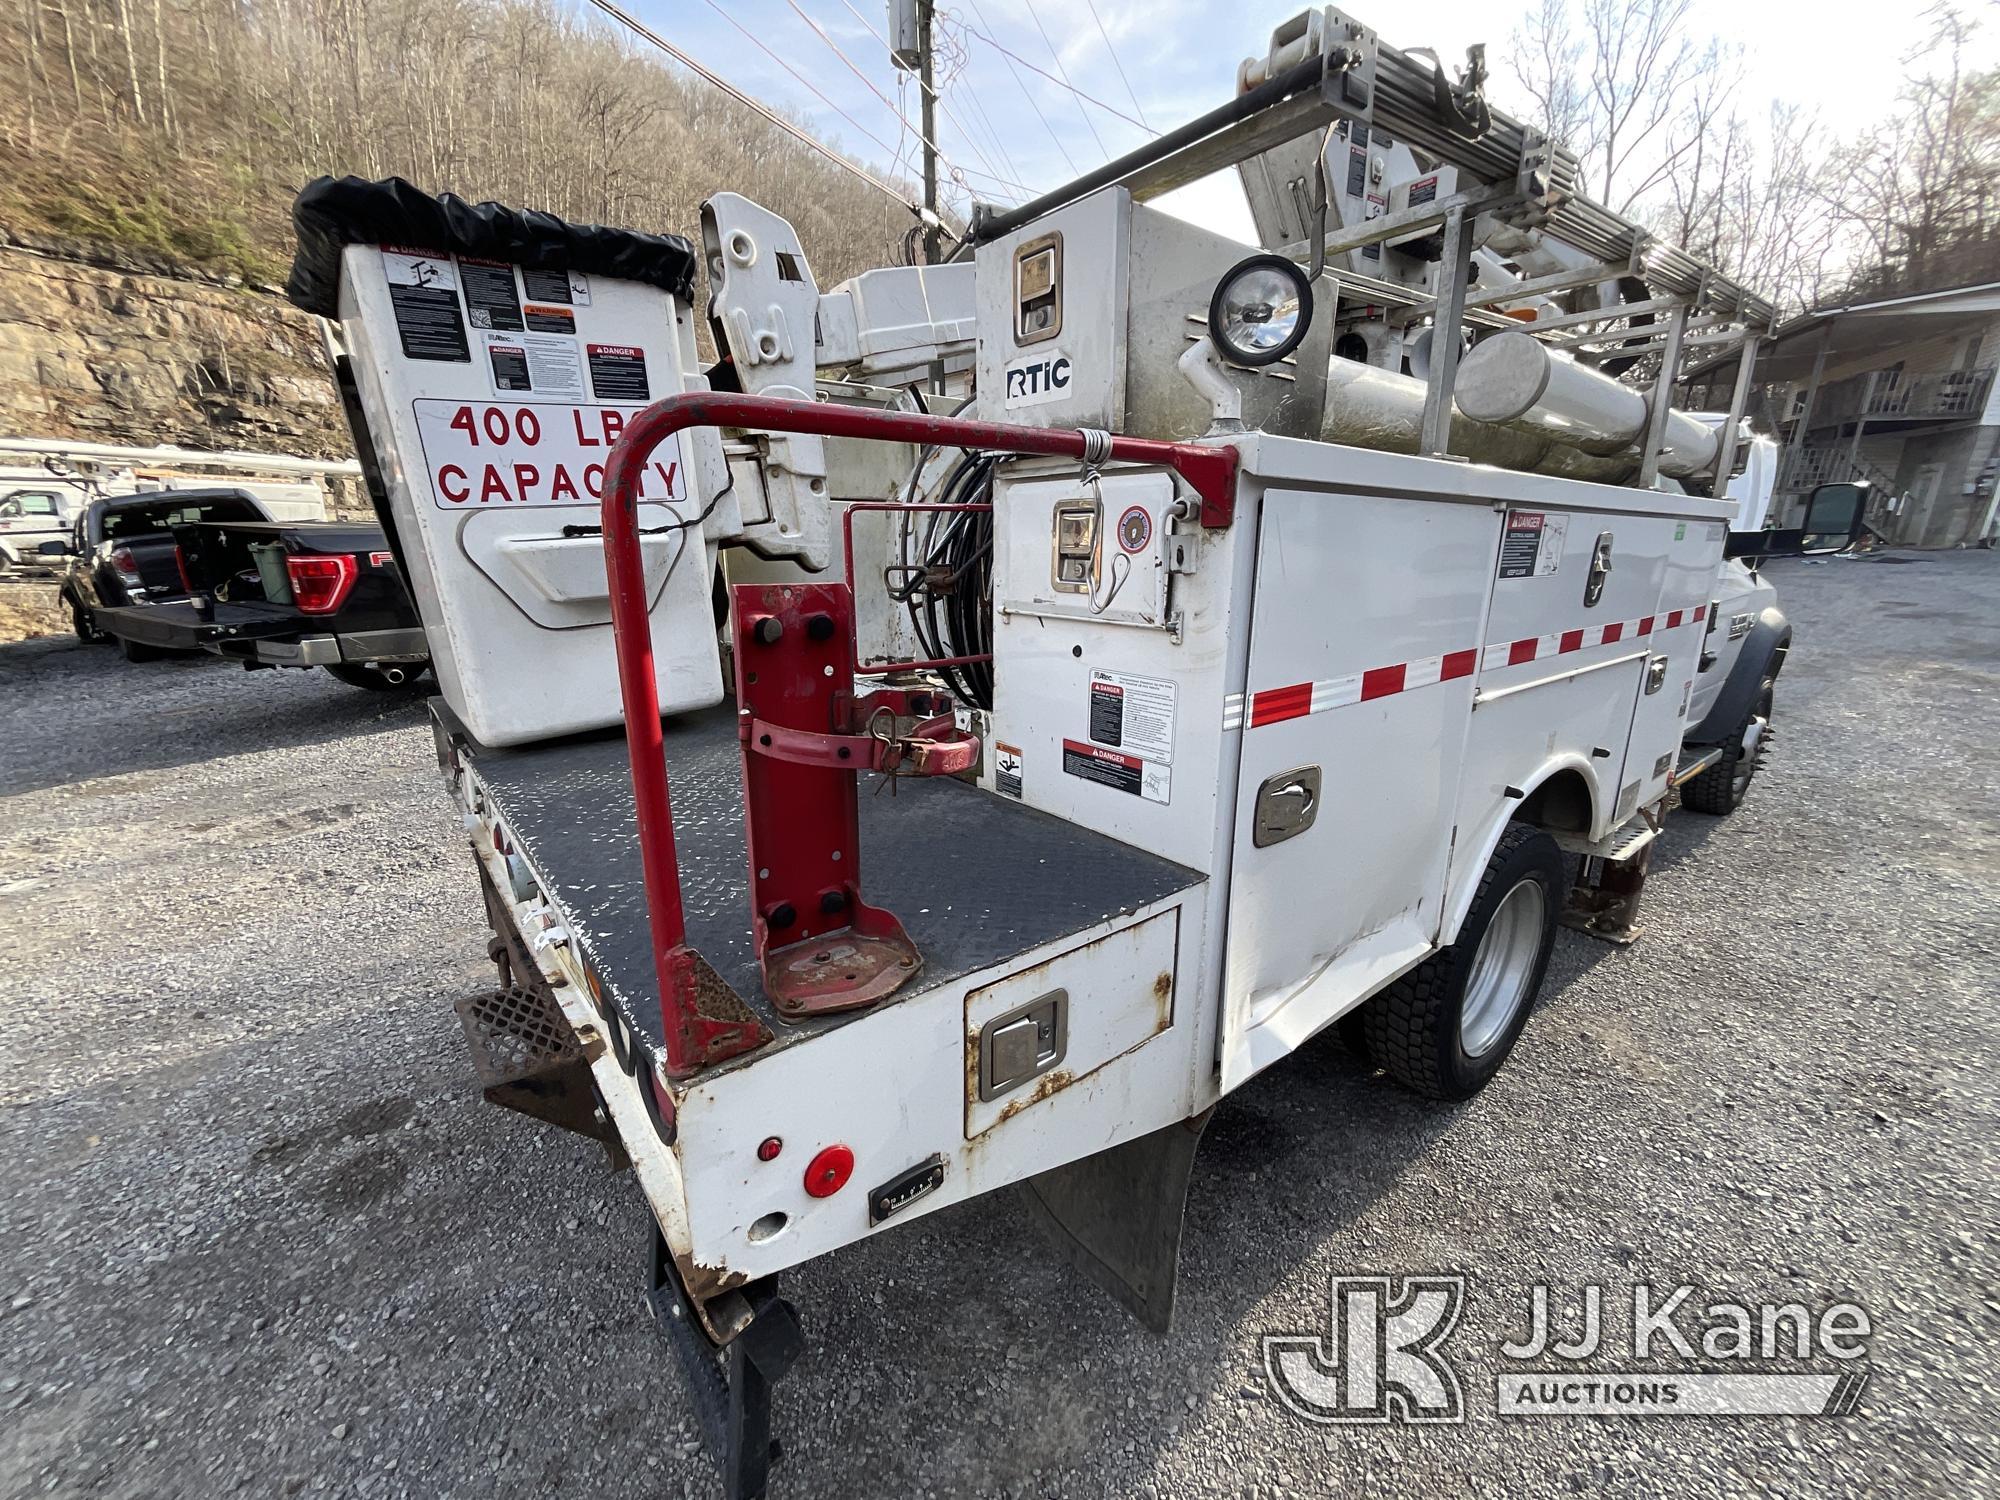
[290,12,1864,1494]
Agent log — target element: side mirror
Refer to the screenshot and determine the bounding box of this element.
[1800,481,1869,553]
[36,539,71,557]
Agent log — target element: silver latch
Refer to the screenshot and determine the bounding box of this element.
[977,990,1068,1101]
[1584,531,1614,608]
[1644,655,1669,694]
[1253,765,1322,847]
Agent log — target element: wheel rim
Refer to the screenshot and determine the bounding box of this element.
[1460,880,1546,1058]
[1733,688,1774,799]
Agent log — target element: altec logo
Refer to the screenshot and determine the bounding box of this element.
[1229,604,1709,730]
[1002,353,1072,408]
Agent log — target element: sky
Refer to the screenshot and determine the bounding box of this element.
[634,0,1996,245]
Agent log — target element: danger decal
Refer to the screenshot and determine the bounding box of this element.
[412,399,689,509]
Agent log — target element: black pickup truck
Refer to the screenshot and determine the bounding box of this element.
[56,491,430,690]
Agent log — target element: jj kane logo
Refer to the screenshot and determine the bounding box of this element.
[1262,1275,1874,1424]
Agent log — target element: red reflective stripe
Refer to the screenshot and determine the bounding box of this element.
[1559,629,1584,653]
[1666,609,1684,628]
[1637,616,1655,635]
[1601,622,1624,643]
[1249,683,1313,727]
[1441,649,1478,681]
[1693,604,1707,622]
[1360,664,1406,701]
[1509,638,1539,665]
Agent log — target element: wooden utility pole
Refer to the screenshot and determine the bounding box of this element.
[918,0,941,264]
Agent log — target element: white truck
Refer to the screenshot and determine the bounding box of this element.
[289,13,1863,1495]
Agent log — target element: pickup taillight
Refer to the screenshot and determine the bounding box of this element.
[286,552,357,615]
[110,546,140,576]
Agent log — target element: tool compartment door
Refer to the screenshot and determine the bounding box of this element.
[1219,487,1497,1090]
[1450,507,1671,904]
[1622,517,1729,807]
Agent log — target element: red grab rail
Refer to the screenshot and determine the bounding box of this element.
[601,392,1238,1078]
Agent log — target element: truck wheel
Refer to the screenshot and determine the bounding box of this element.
[1361,824,1562,1100]
[1682,676,1773,816]
[118,635,164,663]
[326,661,430,691]
[68,594,101,644]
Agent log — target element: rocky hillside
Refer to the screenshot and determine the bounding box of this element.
[0,233,351,458]
[0,0,914,462]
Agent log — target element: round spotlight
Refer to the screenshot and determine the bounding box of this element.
[1208,255,1313,367]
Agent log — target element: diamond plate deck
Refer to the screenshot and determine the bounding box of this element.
[447,703,1203,1056]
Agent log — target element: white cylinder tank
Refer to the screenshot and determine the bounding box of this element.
[1454,331,1719,478]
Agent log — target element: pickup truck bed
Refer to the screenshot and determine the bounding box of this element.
[440,701,1202,1059]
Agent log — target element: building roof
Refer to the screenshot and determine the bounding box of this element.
[1685,280,2000,385]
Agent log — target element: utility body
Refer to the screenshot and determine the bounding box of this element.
[292,10,1857,1494]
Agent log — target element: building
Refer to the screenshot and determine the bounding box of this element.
[1684,282,2000,548]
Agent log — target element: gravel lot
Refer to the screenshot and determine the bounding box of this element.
[2,551,1994,1500]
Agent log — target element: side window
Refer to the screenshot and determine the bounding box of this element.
[24,495,59,516]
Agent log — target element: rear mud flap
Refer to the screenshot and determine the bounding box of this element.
[1014,1108,1213,1334]
[647,1221,803,1500]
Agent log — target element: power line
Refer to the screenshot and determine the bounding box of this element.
[1021,0,1108,157]
[578,0,922,216]
[691,0,927,199]
[834,0,1033,201]
[1081,0,1151,131]
[957,16,1152,135]
[782,0,1032,202]
[963,0,1080,175]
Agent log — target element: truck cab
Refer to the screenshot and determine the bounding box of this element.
[0,485,83,571]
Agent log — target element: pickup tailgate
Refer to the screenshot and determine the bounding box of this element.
[91,598,303,651]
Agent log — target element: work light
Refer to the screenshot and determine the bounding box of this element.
[1208,255,1313,367]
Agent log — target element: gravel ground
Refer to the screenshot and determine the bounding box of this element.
[2,551,1994,1500]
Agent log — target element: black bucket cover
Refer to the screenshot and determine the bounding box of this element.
[286,175,699,316]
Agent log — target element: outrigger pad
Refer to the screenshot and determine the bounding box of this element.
[1015,1109,1214,1335]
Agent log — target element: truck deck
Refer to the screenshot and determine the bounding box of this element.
[447,702,1205,1061]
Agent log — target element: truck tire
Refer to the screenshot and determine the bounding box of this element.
[1361,824,1563,1100]
[326,660,431,691]
[67,593,102,644]
[1681,675,1772,816]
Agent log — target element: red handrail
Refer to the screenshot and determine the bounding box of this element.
[601,392,1238,1077]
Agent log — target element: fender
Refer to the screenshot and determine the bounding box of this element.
[1688,605,1790,745]
[1439,752,1604,947]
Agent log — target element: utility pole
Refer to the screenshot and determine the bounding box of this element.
[889,0,942,263]
[918,0,941,263]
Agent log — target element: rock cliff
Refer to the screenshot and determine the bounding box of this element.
[0,233,351,459]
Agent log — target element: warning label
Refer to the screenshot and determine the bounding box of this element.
[412,399,689,509]
[523,269,589,305]
[480,331,581,398]
[524,303,576,335]
[487,343,531,392]
[1499,510,1568,578]
[1087,669,1175,764]
[1063,739,1169,804]
[520,269,572,304]
[460,258,524,332]
[588,344,651,401]
[382,249,468,363]
[994,741,1023,800]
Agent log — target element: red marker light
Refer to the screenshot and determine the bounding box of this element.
[803,1144,854,1199]
[756,1136,783,1162]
